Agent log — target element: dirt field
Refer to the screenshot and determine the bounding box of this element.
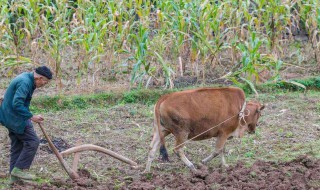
[1,90,320,189]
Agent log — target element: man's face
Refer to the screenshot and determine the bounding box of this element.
[35,76,50,88]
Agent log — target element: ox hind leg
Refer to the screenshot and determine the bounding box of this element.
[173,132,197,172]
[145,128,170,172]
[201,132,229,167]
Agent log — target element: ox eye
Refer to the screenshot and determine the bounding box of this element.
[256,110,262,117]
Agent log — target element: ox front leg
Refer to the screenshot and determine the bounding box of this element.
[175,149,196,171]
[201,133,228,167]
[221,147,229,168]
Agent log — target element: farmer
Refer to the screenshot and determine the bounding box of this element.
[0,66,53,184]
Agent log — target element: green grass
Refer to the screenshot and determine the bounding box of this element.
[0,177,51,190]
[0,178,9,190]
[30,88,176,113]
[30,77,320,113]
[227,137,320,164]
[256,77,320,92]
[3,89,318,187]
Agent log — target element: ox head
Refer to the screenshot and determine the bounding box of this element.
[244,101,265,134]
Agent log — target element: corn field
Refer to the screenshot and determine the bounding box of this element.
[0,0,319,89]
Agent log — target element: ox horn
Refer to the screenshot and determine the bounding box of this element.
[257,104,265,113]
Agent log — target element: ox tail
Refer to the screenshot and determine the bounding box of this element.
[155,96,169,162]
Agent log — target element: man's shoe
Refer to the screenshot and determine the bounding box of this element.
[11,167,36,180]
[9,175,18,185]
[9,175,35,185]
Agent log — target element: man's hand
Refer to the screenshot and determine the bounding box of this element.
[31,115,44,123]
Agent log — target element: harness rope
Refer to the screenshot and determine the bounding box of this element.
[135,101,249,162]
[170,100,248,150]
[44,101,248,164]
[239,101,250,127]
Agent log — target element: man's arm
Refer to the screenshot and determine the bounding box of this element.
[13,82,44,123]
[12,82,33,119]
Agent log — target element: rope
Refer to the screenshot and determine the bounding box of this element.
[239,101,250,127]
[135,101,248,162]
[43,101,248,165]
[172,100,248,150]
[239,101,246,119]
[170,113,239,150]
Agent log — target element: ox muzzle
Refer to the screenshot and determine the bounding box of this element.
[248,124,256,134]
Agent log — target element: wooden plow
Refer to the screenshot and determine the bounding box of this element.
[38,123,138,181]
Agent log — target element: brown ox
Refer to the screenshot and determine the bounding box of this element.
[145,87,264,172]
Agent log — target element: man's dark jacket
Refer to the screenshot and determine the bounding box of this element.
[0,72,35,134]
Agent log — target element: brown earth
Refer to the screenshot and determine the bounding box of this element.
[7,156,320,189]
[129,156,320,190]
[1,83,320,190]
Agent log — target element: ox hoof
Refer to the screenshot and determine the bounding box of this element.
[201,159,209,165]
[197,162,206,169]
[188,165,197,172]
[142,168,152,174]
[190,169,202,176]
[220,163,229,168]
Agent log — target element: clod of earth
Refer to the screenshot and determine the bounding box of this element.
[40,137,71,153]
[9,155,320,189]
[0,173,7,178]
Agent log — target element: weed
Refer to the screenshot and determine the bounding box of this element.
[285,131,294,138]
[244,151,255,158]
[144,173,153,181]
[250,171,257,178]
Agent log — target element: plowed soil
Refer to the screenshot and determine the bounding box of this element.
[1,91,320,189]
[8,156,320,189]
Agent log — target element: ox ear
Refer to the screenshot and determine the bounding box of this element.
[256,104,265,113]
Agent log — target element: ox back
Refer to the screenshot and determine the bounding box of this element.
[145,87,259,172]
[158,87,245,140]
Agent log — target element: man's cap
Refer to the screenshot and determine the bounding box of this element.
[35,66,53,80]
